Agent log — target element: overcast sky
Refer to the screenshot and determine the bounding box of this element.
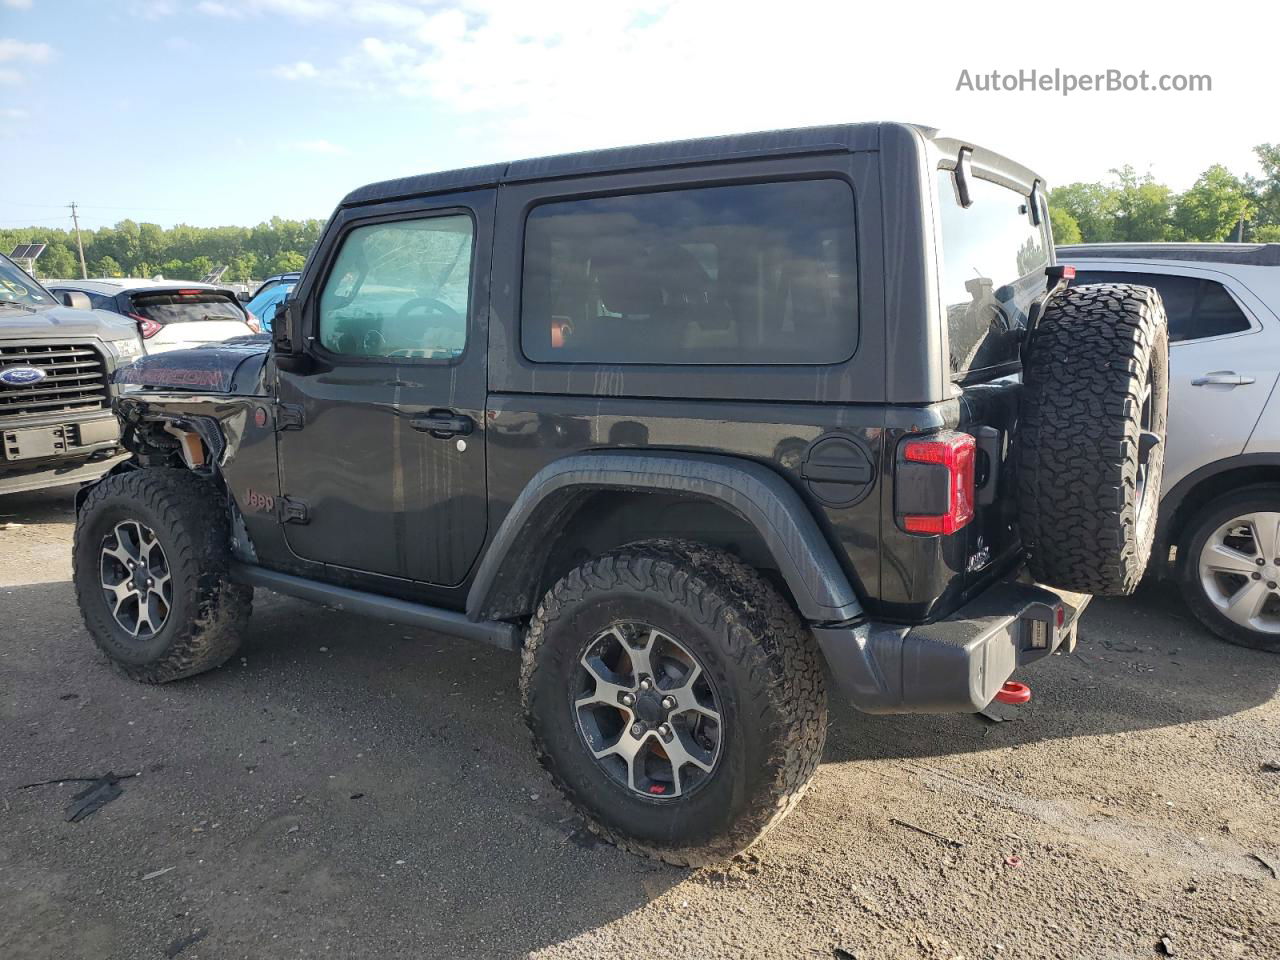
[1,0,1275,229]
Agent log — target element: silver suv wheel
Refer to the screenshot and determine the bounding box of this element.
[1196,512,1280,635]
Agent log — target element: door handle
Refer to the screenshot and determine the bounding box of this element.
[1191,372,1255,387]
[409,411,473,438]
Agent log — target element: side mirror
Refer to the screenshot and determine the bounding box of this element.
[272,298,313,373]
[272,298,299,354]
[59,291,92,310]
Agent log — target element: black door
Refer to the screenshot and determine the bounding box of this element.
[275,191,492,586]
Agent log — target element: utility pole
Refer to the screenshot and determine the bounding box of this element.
[68,202,87,279]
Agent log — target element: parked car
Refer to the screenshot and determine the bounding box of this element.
[249,272,301,300]
[243,279,295,331]
[1060,242,1280,652]
[43,279,258,354]
[0,254,142,495]
[72,123,1168,864]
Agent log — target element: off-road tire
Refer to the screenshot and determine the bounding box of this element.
[1016,283,1169,596]
[73,467,252,683]
[1179,486,1280,653]
[520,539,827,866]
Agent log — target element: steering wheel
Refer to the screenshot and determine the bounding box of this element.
[395,297,462,324]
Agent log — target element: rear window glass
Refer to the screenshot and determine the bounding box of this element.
[1071,270,1252,342]
[130,291,245,325]
[520,179,858,365]
[937,171,1050,379]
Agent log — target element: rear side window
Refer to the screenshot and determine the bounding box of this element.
[936,171,1050,379]
[520,179,858,365]
[130,290,245,325]
[1071,270,1252,342]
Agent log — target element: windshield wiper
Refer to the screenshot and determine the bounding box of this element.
[0,300,37,314]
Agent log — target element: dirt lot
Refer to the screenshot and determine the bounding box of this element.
[1,487,1278,960]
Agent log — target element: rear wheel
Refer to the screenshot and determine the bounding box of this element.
[520,540,827,865]
[1181,487,1280,652]
[73,468,252,682]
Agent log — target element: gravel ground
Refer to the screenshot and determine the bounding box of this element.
[1,487,1278,960]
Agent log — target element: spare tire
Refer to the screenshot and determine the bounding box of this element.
[1015,283,1169,596]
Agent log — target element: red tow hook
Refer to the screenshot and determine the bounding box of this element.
[994,681,1031,705]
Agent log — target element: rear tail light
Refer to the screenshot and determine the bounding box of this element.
[128,313,163,339]
[898,431,976,535]
[246,311,262,334]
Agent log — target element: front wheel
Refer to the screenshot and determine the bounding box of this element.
[520,540,827,865]
[73,467,253,682]
[1181,486,1280,652]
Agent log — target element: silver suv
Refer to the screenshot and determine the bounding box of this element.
[1061,242,1280,652]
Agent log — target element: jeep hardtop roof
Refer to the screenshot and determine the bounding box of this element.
[341,121,1045,208]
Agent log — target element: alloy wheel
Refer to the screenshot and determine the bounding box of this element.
[572,622,723,800]
[1197,512,1280,635]
[99,520,173,639]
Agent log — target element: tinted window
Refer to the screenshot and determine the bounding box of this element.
[319,215,472,360]
[1071,271,1251,342]
[937,171,1050,378]
[130,290,246,324]
[520,180,857,365]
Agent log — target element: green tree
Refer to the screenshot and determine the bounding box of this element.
[1048,205,1083,244]
[187,255,215,280]
[95,255,123,278]
[1248,143,1280,235]
[1109,166,1173,242]
[1252,224,1280,242]
[1049,182,1116,242]
[265,251,306,275]
[1173,165,1254,241]
[35,242,78,280]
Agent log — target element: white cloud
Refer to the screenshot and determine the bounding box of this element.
[196,1,243,17]
[0,38,53,63]
[0,68,20,85]
[294,138,348,154]
[197,1,1274,192]
[273,60,317,80]
[1,106,27,118]
[2,0,34,10]
[131,0,175,18]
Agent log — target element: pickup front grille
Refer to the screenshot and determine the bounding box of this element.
[0,343,109,418]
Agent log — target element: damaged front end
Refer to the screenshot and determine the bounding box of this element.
[75,340,281,567]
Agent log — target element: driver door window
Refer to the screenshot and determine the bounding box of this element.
[318,214,473,360]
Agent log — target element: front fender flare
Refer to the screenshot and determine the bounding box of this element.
[466,451,863,624]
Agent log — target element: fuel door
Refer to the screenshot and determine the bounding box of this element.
[800,435,875,507]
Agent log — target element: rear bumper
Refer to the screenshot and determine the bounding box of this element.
[813,580,1091,714]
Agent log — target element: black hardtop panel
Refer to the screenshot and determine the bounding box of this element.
[341,123,897,207]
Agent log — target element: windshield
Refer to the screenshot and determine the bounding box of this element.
[129,290,248,325]
[0,254,55,308]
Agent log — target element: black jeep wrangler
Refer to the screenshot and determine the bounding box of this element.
[72,123,1169,865]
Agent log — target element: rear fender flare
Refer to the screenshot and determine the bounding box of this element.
[466,451,863,624]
